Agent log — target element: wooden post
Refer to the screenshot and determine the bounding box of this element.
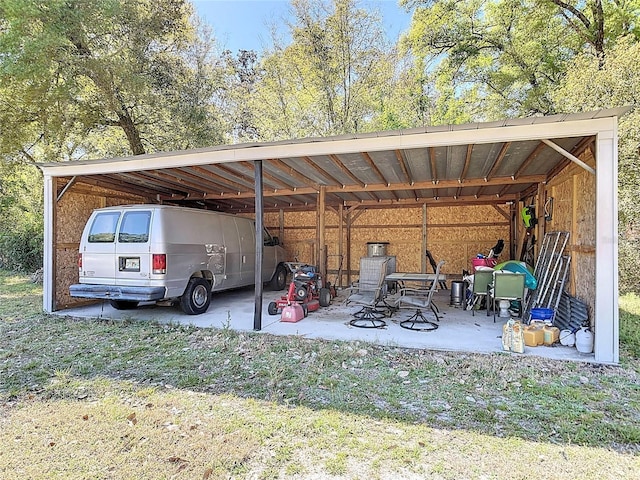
[338,203,344,287]
[346,210,352,286]
[535,183,546,260]
[421,203,427,273]
[318,186,326,279]
[279,208,284,246]
[509,202,516,259]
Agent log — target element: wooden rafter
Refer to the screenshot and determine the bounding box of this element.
[360,152,389,186]
[301,156,344,186]
[329,154,365,187]
[485,142,511,181]
[513,141,546,179]
[184,166,250,192]
[113,171,194,195]
[394,149,413,185]
[459,144,473,182]
[239,161,294,190]
[268,158,320,189]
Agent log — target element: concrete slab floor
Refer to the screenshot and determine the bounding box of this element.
[58,287,594,363]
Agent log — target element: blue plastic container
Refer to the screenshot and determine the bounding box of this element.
[531,307,554,321]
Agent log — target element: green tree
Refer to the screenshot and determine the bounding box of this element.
[252,0,395,139]
[0,0,224,161]
[553,37,640,293]
[0,162,43,271]
[400,0,640,121]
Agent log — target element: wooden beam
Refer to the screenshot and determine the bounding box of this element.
[166,174,545,200]
[241,161,294,190]
[492,205,511,221]
[318,186,326,278]
[485,142,511,181]
[361,152,389,185]
[329,154,365,187]
[394,149,412,184]
[180,165,251,192]
[338,203,344,287]
[301,156,344,186]
[459,144,473,182]
[513,141,545,179]
[119,171,205,195]
[269,158,320,189]
[344,193,518,208]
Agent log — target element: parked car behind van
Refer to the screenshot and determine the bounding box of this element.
[70,205,288,314]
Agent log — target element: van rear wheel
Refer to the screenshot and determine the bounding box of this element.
[180,277,211,315]
[109,300,139,310]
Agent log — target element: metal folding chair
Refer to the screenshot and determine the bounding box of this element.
[394,260,445,331]
[345,256,390,328]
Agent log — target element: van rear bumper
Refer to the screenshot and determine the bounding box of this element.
[69,284,166,302]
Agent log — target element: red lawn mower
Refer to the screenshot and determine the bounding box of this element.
[268,262,333,322]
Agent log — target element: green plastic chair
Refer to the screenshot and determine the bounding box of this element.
[488,272,526,322]
[470,270,493,316]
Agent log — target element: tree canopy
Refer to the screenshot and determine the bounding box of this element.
[0,0,225,162]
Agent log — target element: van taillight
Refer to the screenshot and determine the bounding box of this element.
[78,253,82,270]
[152,254,166,274]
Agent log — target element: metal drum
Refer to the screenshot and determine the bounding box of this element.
[366,241,389,257]
[450,280,465,307]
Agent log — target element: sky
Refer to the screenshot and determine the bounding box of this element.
[192,0,412,53]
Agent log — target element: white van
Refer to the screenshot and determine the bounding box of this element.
[70,205,288,314]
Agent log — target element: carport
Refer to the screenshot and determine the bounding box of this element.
[38,108,625,364]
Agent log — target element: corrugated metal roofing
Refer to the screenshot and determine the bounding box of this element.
[39,107,629,212]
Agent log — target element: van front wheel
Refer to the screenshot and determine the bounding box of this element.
[180,278,211,315]
[269,264,288,290]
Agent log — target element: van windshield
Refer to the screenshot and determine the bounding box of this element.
[118,211,151,243]
[88,212,120,243]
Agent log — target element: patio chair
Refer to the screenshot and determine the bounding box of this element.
[469,270,493,316]
[345,256,390,328]
[488,271,526,322]
[393,260,445,331]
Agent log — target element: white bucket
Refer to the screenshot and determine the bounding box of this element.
[559,329,575,347]
[575,327,594,354]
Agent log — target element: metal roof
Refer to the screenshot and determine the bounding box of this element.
[39,107,629,212]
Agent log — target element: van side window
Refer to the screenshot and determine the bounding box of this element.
[118,211,151,243]
[88,212,121,243]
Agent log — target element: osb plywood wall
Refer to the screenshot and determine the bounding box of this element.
[54,182,147,309]
[545,150,596,325]
[267,204,511,287]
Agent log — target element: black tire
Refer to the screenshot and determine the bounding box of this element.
[269,264,288,290]
[295,285,308,302]
[180,277,211,315]
[109,300,139,310]
[268,301,279,315]
[319,287,331,307]
[302,304,308,317]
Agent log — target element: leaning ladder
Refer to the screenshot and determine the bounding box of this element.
[523,231,571,322]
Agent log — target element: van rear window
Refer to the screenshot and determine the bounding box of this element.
[88,212,121,243]
[118,211,151,243]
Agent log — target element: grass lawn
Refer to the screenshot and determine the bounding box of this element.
[1,269,639,479]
